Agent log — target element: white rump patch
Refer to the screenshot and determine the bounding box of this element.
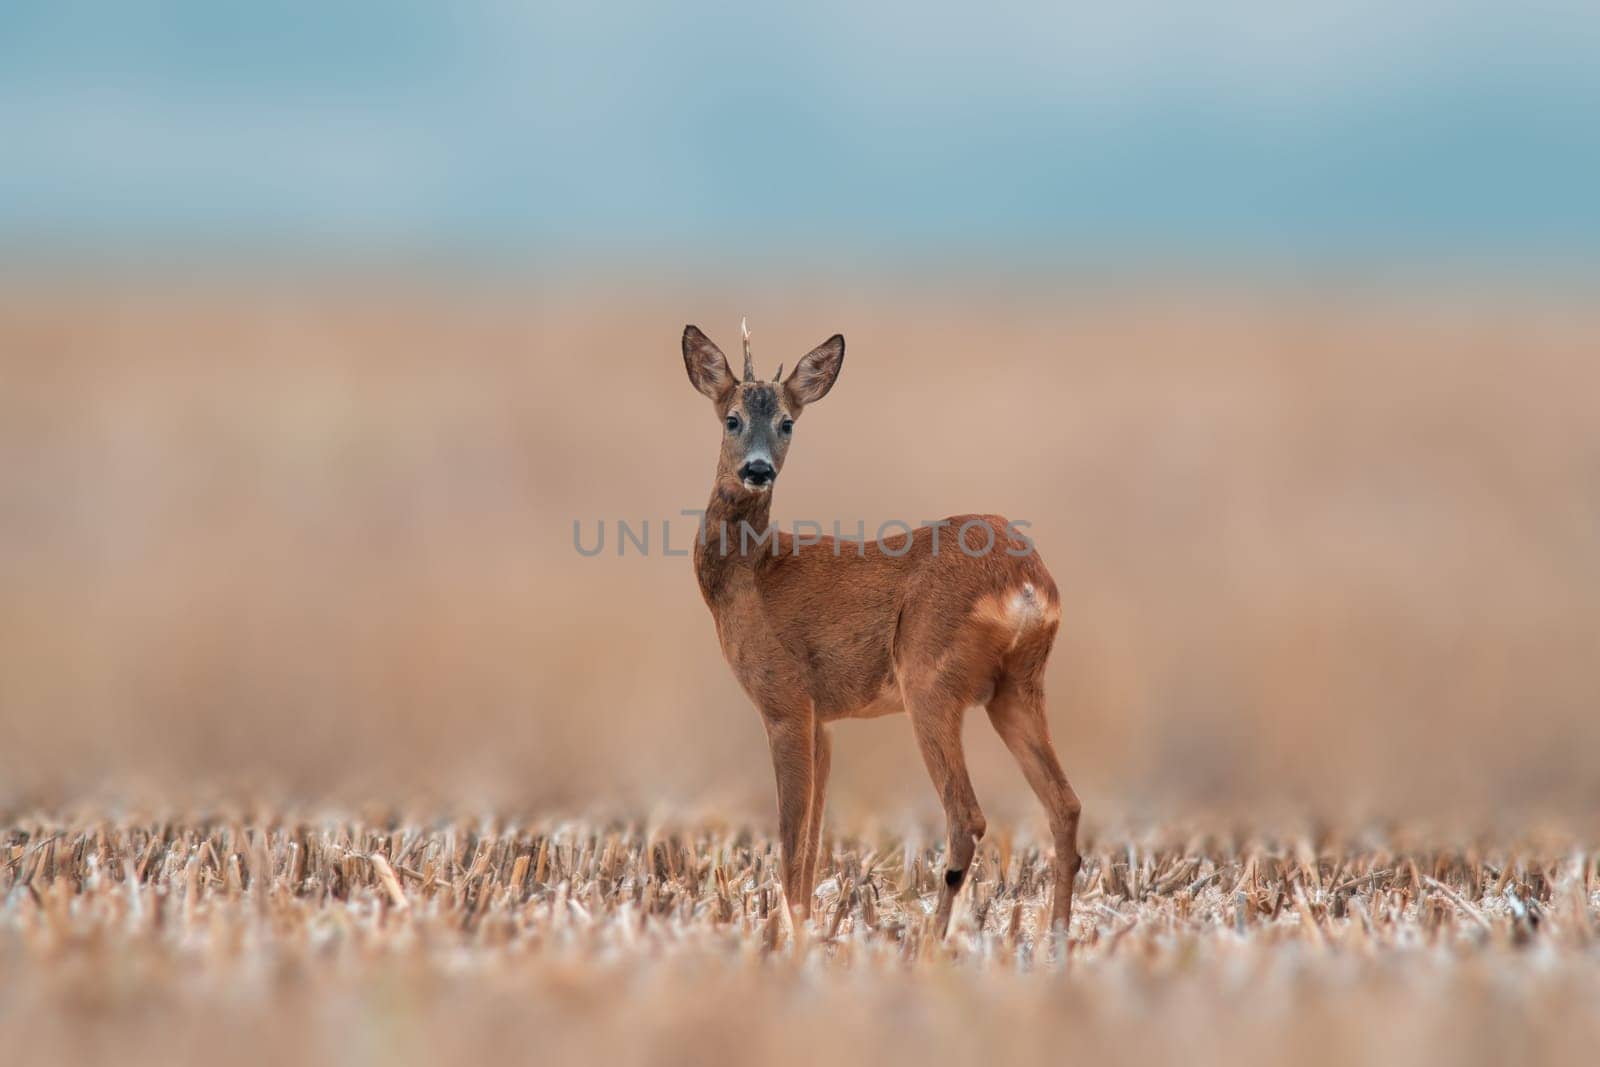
[970,583,1060,651]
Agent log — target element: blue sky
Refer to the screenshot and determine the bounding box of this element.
[2,2,1597,265]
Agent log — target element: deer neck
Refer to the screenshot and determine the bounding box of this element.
[694,472,775,608]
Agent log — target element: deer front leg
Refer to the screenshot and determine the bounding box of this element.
[800,720,832,907]
[762,711,816,917]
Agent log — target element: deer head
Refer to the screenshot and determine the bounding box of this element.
[682,321,845,492]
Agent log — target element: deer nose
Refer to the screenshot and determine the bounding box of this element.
[739,458,775,486]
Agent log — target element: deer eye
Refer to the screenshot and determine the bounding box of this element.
[779,418,794,435]
[724,414,741,433]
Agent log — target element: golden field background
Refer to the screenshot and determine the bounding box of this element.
[2,274,1597,825]
[4,275,1600,1067]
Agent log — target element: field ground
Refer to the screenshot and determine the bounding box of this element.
[5,808,1599,1066]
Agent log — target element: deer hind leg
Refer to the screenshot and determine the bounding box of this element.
[903,682,986,939]
[798,720,832,914]
[762,712,816,917]
[985,676,1081,936]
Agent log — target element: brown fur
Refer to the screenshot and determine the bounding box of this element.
[682,325,1082,937]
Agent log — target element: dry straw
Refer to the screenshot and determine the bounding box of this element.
[4,809,1599,1066]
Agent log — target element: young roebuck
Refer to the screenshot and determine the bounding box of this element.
[682,322,1081,938]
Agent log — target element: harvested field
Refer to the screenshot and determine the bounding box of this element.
[5,285,1598,1064]
[5,809,1599,1066]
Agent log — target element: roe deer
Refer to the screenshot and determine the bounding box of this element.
[681,321,1081,939]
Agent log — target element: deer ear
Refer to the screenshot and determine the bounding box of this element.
[784,334,845,408]
[683,325,736,402]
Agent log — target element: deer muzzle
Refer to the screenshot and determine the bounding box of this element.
[738,458,775,489]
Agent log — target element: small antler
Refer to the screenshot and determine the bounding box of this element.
[772,363,783,381]
[741,317,756,381]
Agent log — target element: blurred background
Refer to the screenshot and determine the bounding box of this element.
[2,2,1597,825]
